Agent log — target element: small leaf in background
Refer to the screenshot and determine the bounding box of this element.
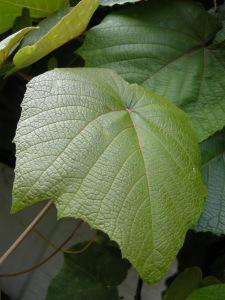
[163,267,202,300]
[46,241,130,300]
[163,267,220,300]
[12,68,205,283]
[0,0,68,34]
[12,8,32,33]
[186,284,225,300]
[0,27,36,66]
[77,0,225,142]
[100,0,141,6]
[9,0,98,72]
[47,57,59,70]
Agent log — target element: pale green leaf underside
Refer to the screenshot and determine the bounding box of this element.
[13,68,205,283]
[11,0,98,71]
[186,284,225,300]
[78,0,225,142]
[0,27,36,66]
[100,0,141,6]
[0,0,68,34]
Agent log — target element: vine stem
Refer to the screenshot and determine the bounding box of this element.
[0,221,83,278]
[0,200,53,266]
[135,277,143,300]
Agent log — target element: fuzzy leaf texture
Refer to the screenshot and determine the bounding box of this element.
[46,241,130,300]
[8,0,99,72]
[13,68,205,283]
[186,284,225,300]
[78,0,225,142]
[0,0,68,34]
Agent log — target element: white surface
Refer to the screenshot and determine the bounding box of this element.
[0,163,177,299]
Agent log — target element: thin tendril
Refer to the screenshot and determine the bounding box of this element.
[0,221,83,278]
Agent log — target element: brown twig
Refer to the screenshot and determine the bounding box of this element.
[17,71,33,82]
[0,221,83,278]
[214,0,217,11]
[0,200,53,266]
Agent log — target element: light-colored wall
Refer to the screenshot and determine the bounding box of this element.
[0,163,176,300]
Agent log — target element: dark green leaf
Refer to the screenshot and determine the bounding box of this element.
[164,267,220,300]
[186,284,225,300]
[46,241,130,300]
[163,267,203,300]
[195,153,225,235]
[200,130,225,164]
[12,8,32,33]
[78,0,225,141]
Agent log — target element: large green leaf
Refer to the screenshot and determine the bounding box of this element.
[0,27,36,66]
[8,0,98,72]
[186,284,225,300]
[100,0,141,6]
[0,0,68,34]
[46,241,130,300]
[77,0,225,142]
[12,68,205,283]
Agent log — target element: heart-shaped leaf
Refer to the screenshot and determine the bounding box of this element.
[0,0,68,34]
[46,241,130,300]
[13,68,205,283]
[77,0,225,142]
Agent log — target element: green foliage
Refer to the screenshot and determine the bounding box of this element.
[0,27,36,66]
[8,0,98,72]
[194,131,225,235]
[186,284,225,300]
[200,130,225,165]
[12,68,205,283]
[12,8,32,33]
[163,267,220,300]
[0,0,225,295]
[78,0,225,142]
[0,0,68,34]
[46,241,129,300]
